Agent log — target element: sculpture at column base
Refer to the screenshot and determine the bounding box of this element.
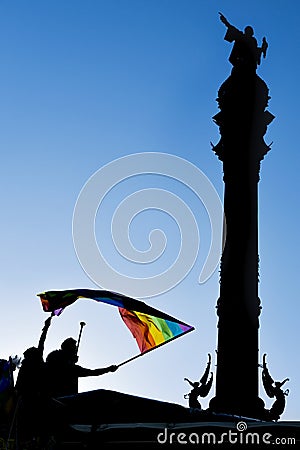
[184,354,213,410]
[261,353,290,421]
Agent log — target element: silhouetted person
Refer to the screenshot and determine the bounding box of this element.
[45,336,118,399]
[261,353,289,421]
[15,316,52,443]
[0,356,19,423]
[219,12,268,72]
[15,316,52,397]
[184,354,213,410]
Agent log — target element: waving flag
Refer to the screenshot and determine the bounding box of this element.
[37,289,194,358]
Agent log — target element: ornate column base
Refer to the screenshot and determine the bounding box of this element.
[209,395,267,420]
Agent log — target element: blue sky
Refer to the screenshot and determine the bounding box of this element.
[0,0,299,420]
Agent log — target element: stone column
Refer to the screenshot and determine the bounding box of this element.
[209,69,274,418]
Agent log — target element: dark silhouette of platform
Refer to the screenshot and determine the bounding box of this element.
[53,390,300,448]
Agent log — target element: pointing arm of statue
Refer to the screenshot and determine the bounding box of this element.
[219,12,241,45]
[219,12,230,28]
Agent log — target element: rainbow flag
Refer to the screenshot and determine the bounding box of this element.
[37,289,194,356]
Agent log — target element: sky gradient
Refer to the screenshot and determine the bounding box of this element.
[1,1,299,420]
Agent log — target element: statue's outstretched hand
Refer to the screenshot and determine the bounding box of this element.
[219,12,229,26]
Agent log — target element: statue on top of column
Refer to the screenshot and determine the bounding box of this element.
[219,12,268,73]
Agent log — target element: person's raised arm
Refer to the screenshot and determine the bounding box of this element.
[38,314,53,357]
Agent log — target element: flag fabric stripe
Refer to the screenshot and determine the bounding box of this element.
[37,289,194,356]
[38,289,193,326]
[118,308,192,353]
[119,308,155,353]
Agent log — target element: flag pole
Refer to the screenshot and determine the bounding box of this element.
[76,321,86,355]
[116,352,143,368]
